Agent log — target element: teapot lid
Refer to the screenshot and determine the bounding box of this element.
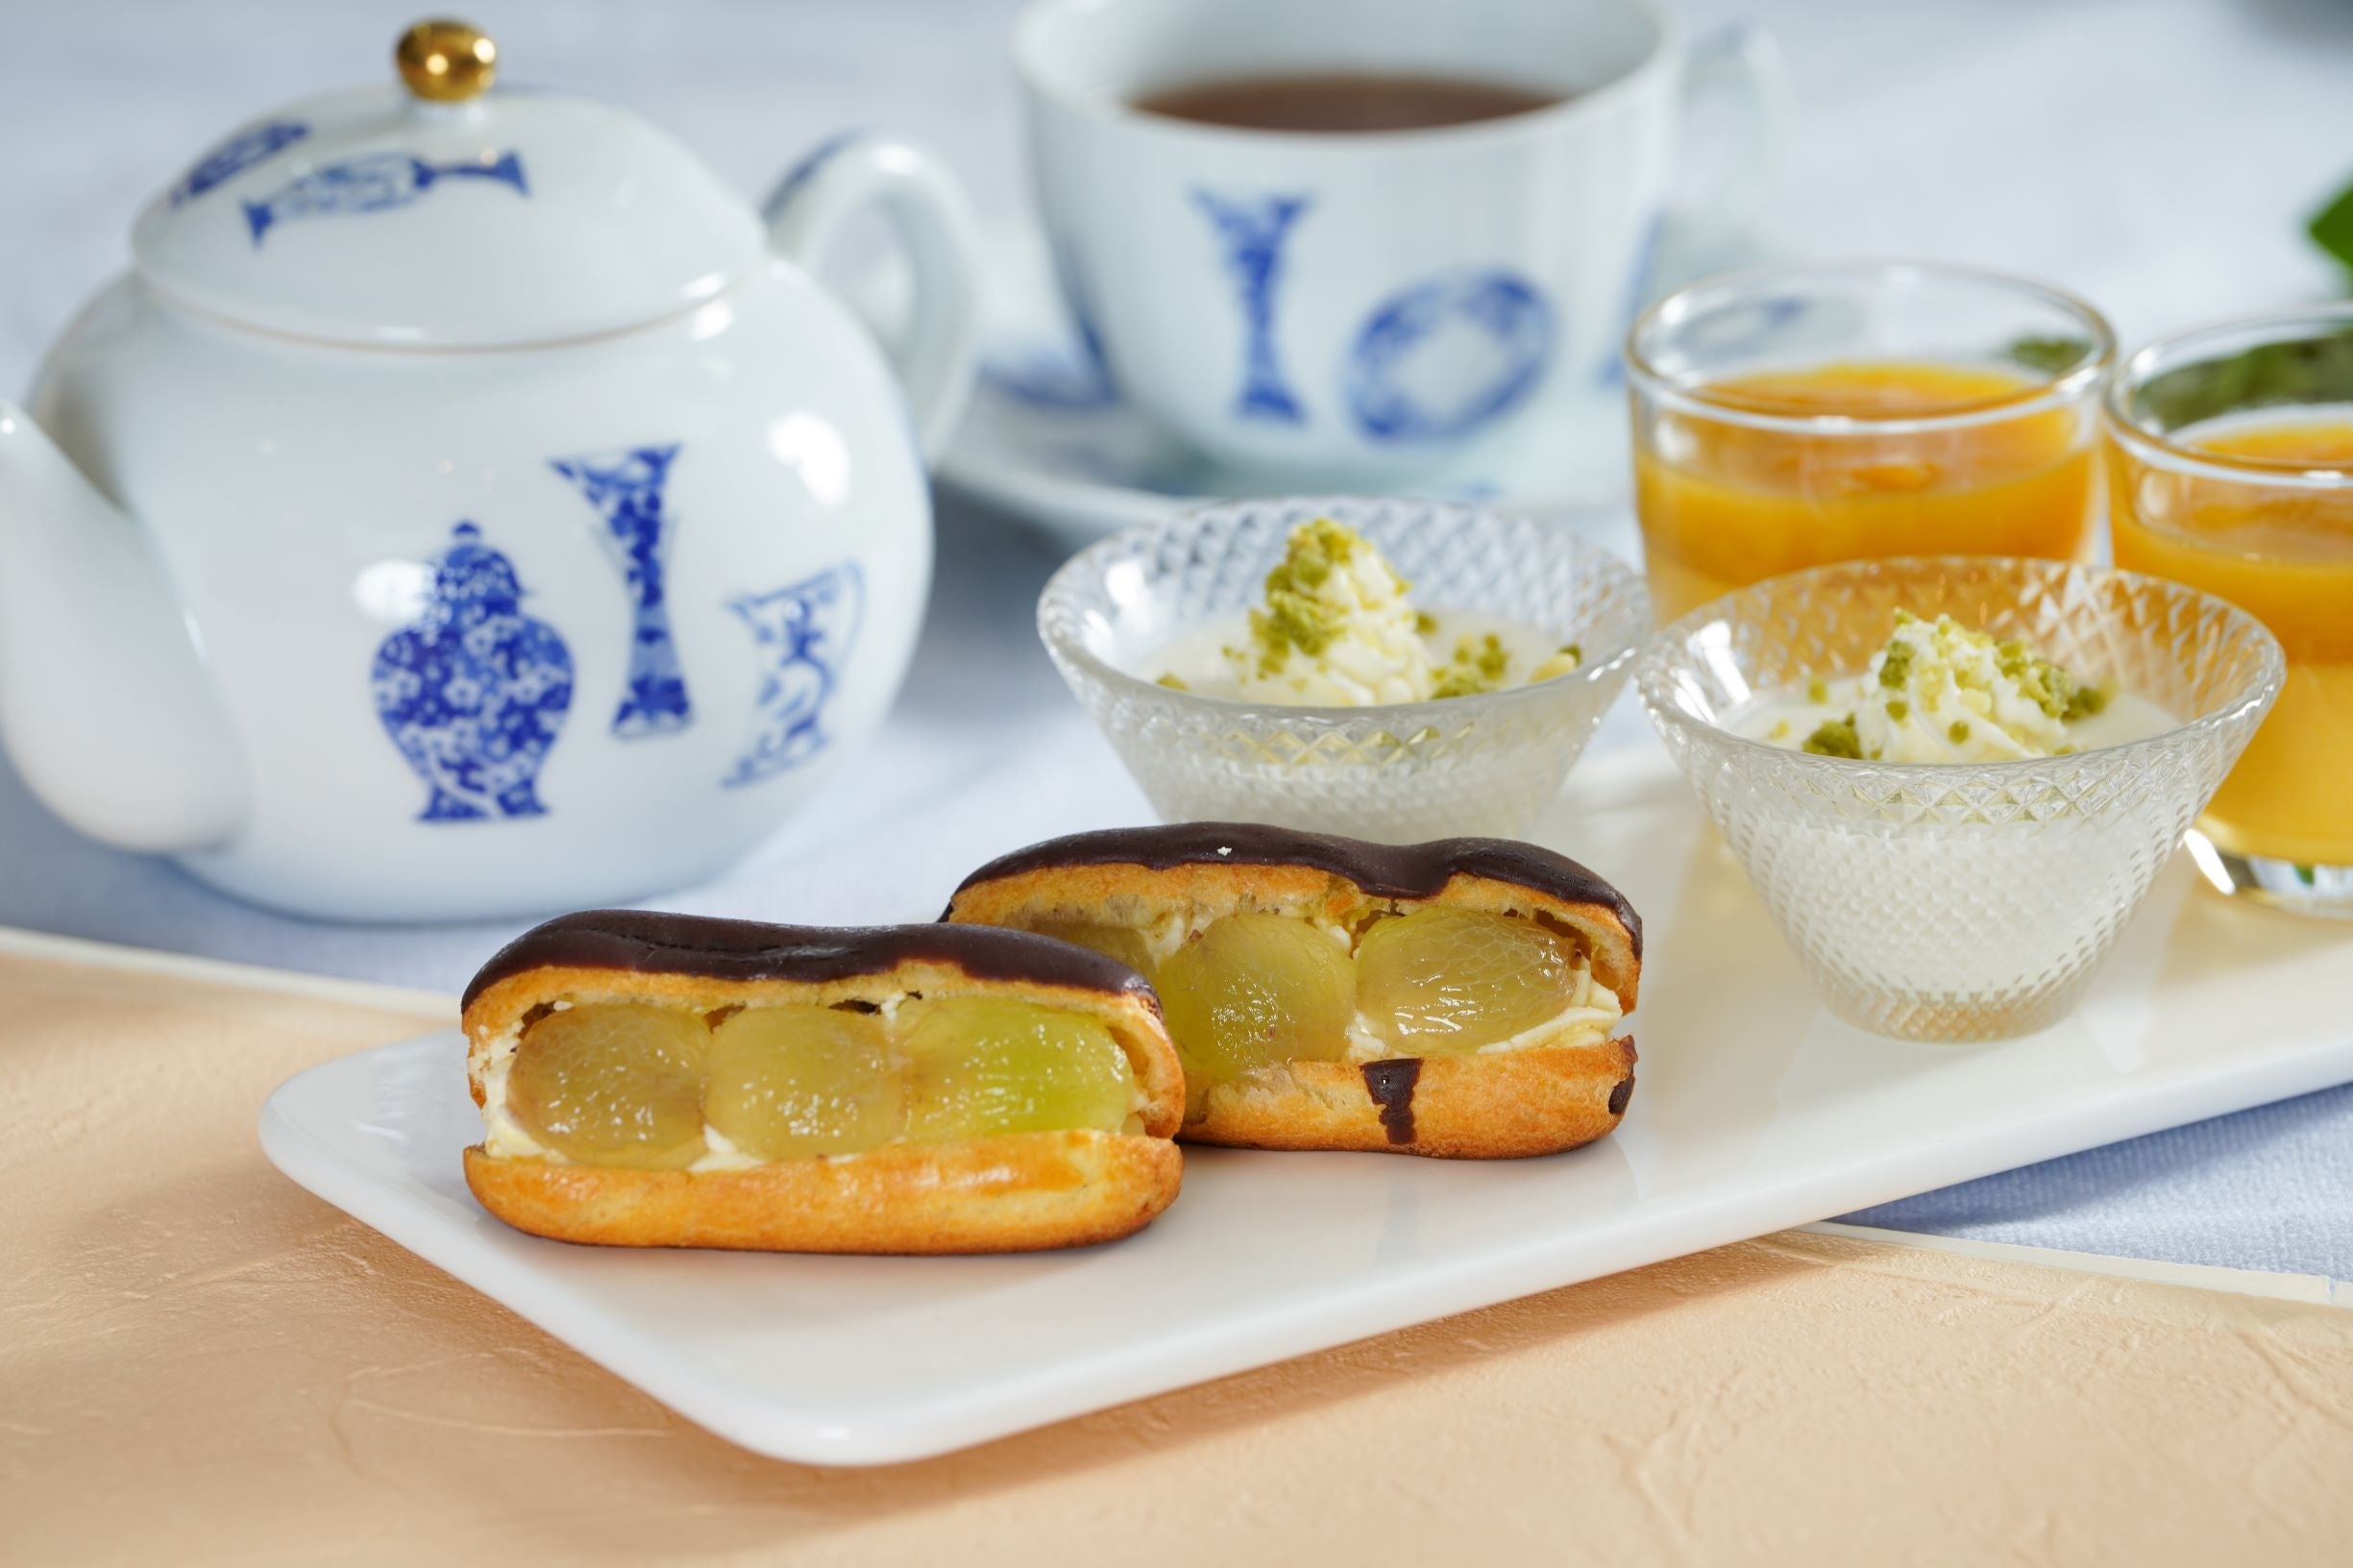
[131,20,765,348]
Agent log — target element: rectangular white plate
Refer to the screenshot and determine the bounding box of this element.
[257,747,2353,1465]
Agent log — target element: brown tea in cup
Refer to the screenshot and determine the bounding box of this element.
[1133,72,1561,133]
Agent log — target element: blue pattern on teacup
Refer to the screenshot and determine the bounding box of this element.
[243,150,527,245]
[170,119,309,207]
[1344,270,1556,443]
[1191,190,1312,424]
[984,234,1121,410]
[371,523,574,821]
[548,443,693,739]
[723,562,864,787]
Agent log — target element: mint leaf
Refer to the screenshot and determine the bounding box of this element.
[2006,335,2093,377]
[2134,329,2353,429]
[2311,176,2353,277]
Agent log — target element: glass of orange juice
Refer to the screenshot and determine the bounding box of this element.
[2105,306,2353,916]
[1625,262,2116,621]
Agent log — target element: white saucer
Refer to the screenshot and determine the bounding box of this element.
[934,221,1778,550]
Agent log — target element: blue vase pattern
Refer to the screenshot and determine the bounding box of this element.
[723,563,864,788]
[1191,190,1312,424]
[1344,270,1556,443]
[170,118,309,207]
[548,444,693,739]
[372,523,574,822]
[244,150,527,245]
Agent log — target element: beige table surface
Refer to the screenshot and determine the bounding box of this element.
[4,934,2349,1567]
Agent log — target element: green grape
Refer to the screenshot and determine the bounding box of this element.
[704,1004,902,1159]
[1029,919,1159,981]
[897,995,1136,1140]
[1355,907,1578,1054]
[1155,913,1356,1090]
[505,1003,709,1169]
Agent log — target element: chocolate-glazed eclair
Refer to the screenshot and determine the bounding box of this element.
[461,911,1185,1254]
[944,825,1639,1160]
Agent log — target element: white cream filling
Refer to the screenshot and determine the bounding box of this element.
[477,1035,551,1162]
[688,1124,768,1173]
[1125,906,1351,967]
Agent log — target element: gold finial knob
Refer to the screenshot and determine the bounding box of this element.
[397,19,497,103]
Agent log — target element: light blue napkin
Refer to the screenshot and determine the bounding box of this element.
[1843,1081,2353,1281]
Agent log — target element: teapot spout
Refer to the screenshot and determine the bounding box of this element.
[0,405,247,852]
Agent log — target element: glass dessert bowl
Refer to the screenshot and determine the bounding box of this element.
[1636,555,2283,1041]
[1038,497,1652,841]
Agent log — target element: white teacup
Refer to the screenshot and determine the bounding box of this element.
[1015,0,1784,482]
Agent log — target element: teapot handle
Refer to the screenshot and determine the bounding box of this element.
[764,133,984,465]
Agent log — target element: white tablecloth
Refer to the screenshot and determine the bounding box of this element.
[0,0,2346,1279]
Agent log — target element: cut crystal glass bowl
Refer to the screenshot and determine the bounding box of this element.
[1038,497,1652,842]
[1636,555,2284,1041]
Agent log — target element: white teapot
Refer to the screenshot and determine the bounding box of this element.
[0,21,979,921]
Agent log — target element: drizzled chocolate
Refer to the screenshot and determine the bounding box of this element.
[462,909,1153,1013]
[1360,1059,1422,1144]
[949,822,1641,957]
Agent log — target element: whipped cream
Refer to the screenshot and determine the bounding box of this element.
[1738,611,2170,763]
[1150,517,1582,705]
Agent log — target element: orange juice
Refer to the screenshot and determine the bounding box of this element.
[1632,361,2101,620]
[2107,414,2353,870]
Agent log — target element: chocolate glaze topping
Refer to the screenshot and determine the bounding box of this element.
[463,909,1153,1013]
[950,822,1640,957]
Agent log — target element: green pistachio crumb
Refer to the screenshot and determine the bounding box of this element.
[1949,720,1971,744]
[1268,516,1356,591]
[1561,643,1582,665]
[1246,518,1385,674]
[1806,676,1829,704]
[1430,668,1484,699]
[1803,714,1863,758]
[2064,682,2111,723]
[1885,698,1910,722]
[1156,673,1189,692]
[1431,631,1513,698]
[1247,598,1338,674]
[1413,610,1438,636]
[1475,633,1509,682]
[1768,719,1792,740]
[1877,640,1916,690]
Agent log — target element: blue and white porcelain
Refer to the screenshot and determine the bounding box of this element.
[937,221,1779,553]
[0,24,981,920]
[723,563,866,788]
[371,522,576,821]
[1014,0,1785,482]
[243,148,529,245]
[549,444,694,739]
